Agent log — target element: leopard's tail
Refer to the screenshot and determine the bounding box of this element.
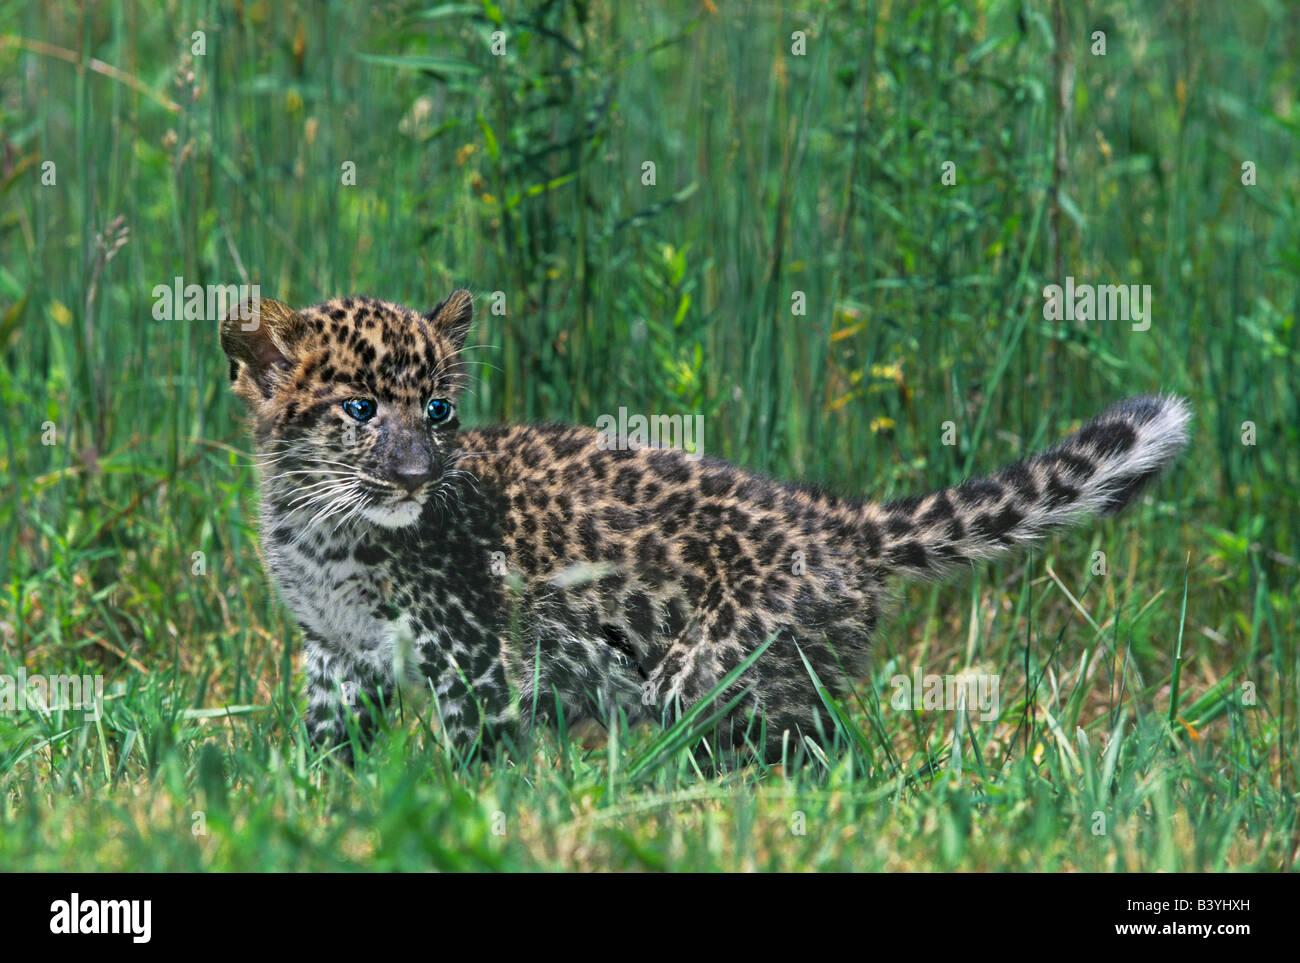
[862,394,1191,581]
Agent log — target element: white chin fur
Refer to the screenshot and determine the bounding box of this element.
[359,499,424,529]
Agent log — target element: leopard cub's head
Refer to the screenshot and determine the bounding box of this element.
[220,290,474,530]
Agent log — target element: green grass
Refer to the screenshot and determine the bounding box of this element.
[0,0,1296,871]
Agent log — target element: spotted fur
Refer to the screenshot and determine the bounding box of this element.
[221,291,1190,761]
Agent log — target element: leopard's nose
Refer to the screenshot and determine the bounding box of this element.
[392,466,434,493]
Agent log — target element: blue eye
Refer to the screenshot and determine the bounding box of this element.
[342,398,377,422]
[426,398,453,423]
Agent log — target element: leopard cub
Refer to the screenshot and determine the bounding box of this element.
[221,290,1189,761]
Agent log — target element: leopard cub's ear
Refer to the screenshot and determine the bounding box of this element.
[220,297,309,398]
[423,289,473,350]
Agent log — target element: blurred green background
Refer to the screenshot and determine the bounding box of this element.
[0,0,1295,870]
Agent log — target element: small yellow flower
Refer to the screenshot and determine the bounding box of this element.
[1095,129,1111,163]
[870,363,902,382]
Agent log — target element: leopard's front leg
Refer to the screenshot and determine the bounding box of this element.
[419,634,521,757]
[302,633,393,763]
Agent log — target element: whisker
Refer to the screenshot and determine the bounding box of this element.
[262,469,352,483]
[284,482,357,510]
[329,493,373,539]
[299,488,360,536]
[284,479,360,513]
